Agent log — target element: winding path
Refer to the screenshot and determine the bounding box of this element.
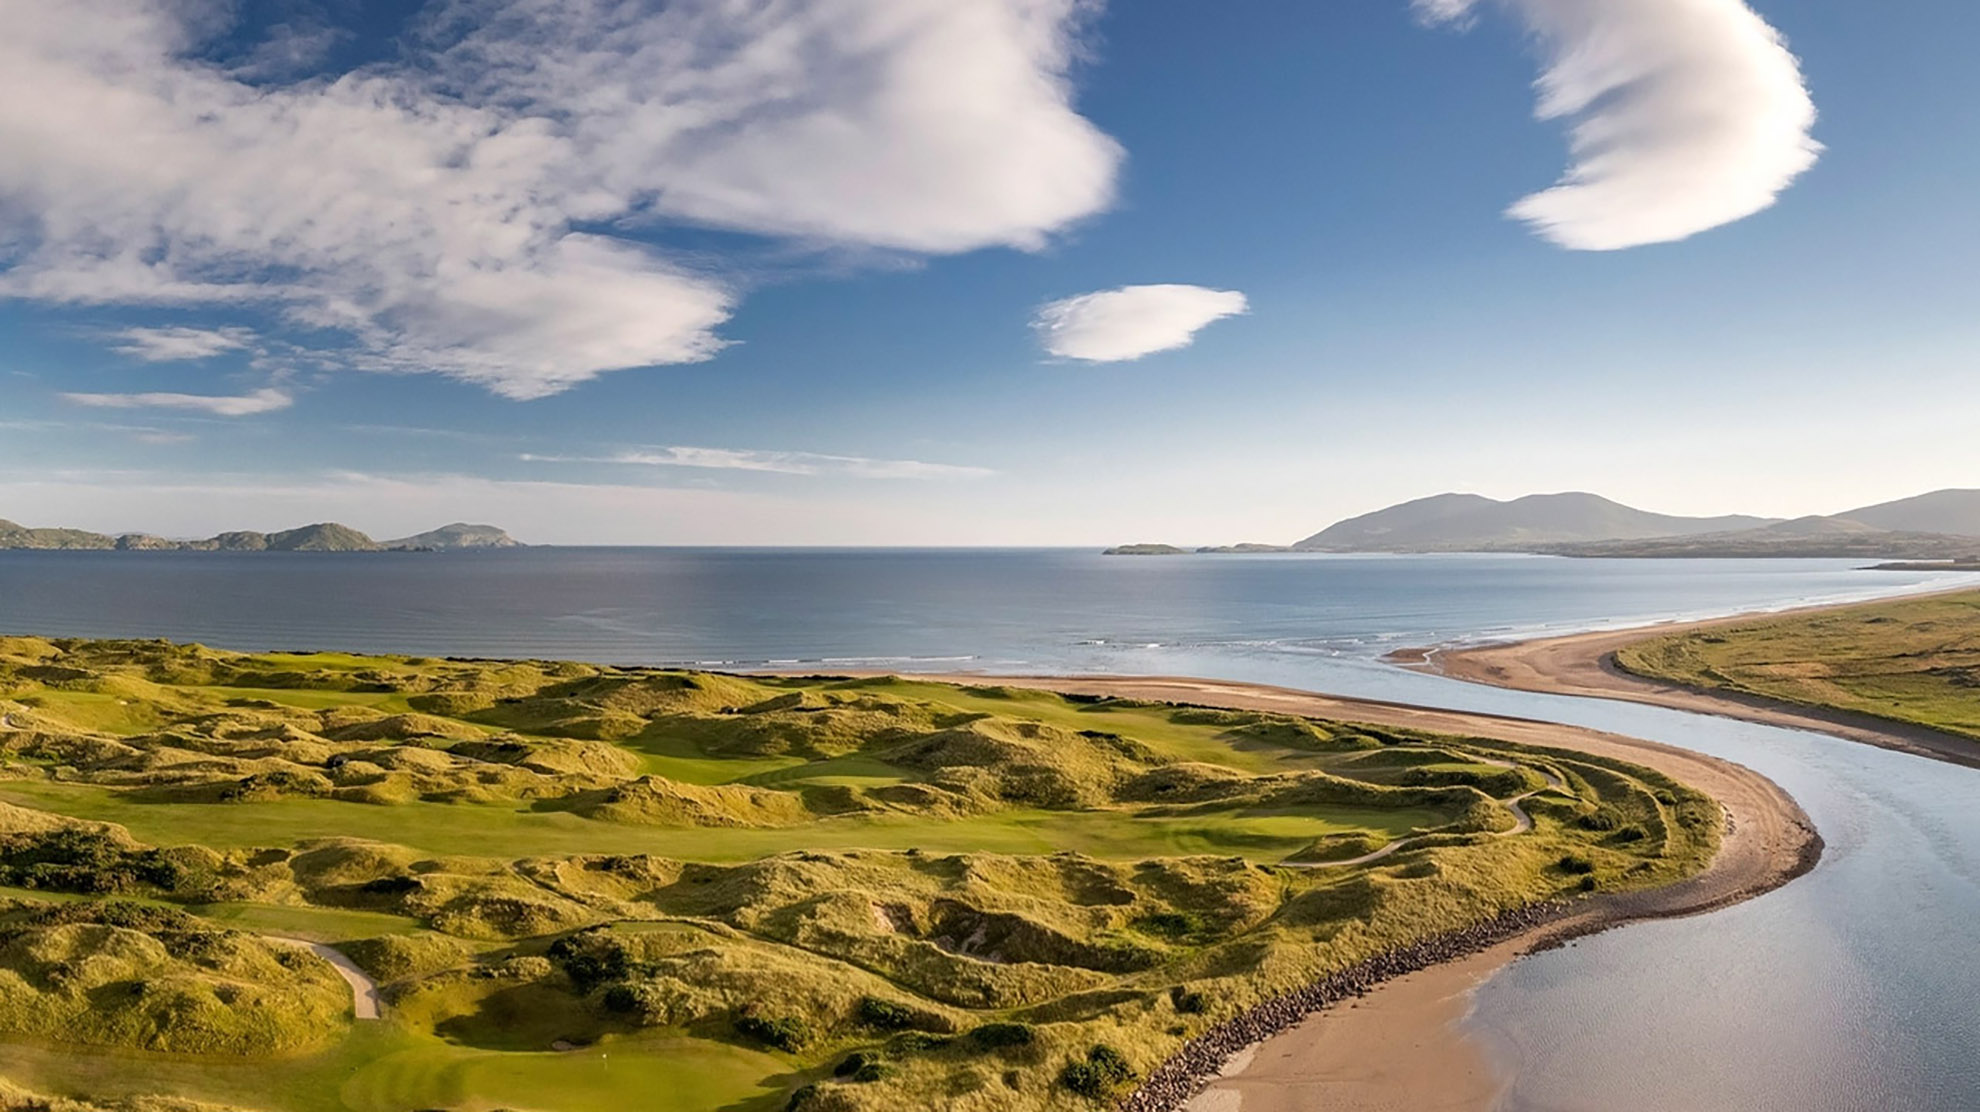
[264,937,383,1020]
[1285,759,1565,869]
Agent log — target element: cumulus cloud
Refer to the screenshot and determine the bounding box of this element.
[109,326,256,362]
[1418,0,1820,250]
[1032,284,1249,362]
[61,388,295,416]
[524,446,995,480]
[0,0,1121,398]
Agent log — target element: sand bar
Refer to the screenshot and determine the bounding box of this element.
[1417,593,1980,771]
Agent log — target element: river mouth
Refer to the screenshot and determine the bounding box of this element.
[1446,693,1980,1112]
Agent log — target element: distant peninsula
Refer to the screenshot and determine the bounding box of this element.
[1102,542,1293,556]
[0,518,520,553]
[1107,488,1980,561]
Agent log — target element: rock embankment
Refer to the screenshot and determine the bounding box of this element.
[1118,901,1568,1112]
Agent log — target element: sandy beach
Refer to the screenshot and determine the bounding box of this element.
[889,673,1821,1112]
[1417,594,1980,772]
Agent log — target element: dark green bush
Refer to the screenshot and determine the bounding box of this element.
[1168,985,1207,1014]
[1134,911,1203,940]
[834,1051,883,1078]
[968,1022,1035,1050]
[736,1013,810,1052]
[1558,853,1596,875]
[856,996,914,1029]
[547,930,631,992]
[1059,1044,1135,1098]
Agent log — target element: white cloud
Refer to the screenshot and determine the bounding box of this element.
[1418,0,1820,250]
[110,326,255,362]
[61,388,295,417]
[524,446,995,480]
[1032,284,1248,362]
[0,1,1121,398]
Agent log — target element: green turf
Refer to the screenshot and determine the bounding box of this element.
[1615,588,1980,742]
[0,781,1437,864]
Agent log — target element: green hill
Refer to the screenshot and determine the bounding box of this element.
[383,523,522,550]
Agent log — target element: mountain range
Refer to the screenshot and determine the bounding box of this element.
[1111,489,1980,559]
[1294,492,1777,552]
[0,519,520,553]
[1301,490,1980,558]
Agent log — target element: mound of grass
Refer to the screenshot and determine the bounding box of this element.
[551,775,813,828]
[0,898,348,1055]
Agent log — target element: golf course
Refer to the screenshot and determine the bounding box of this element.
[0,637,1721,1111]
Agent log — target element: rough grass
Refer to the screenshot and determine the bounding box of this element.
[1615,589,1980,741]
[0,899,348,1055]
[0,637,1721,1112]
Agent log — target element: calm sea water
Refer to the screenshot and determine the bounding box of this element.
[2,548,1977,1110]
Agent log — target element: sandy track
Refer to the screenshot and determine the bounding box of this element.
[265,937,383,1021]
[875,672,1820,1112]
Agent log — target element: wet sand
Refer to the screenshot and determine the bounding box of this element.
[874,673,1821,1112]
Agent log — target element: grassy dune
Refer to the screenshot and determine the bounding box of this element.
[0,637,1720,1111]
[1616,589,1980,742]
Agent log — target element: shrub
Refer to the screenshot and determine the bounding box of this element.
[832,1051,878,1076]
[1059,1044,1134,1098]
[856,996,914,1030]
[547,930,630,992]
[967,1022,1035,1050]
[736,1013,810,1052]
[1612,824,1648,843]
[1134,911,1203,940]
[1168,986,1207,1014]
[1557,853,1596,875]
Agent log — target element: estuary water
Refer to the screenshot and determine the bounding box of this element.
[1,548,1977,1110]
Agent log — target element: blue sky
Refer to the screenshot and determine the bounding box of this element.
[1,0,1975,544]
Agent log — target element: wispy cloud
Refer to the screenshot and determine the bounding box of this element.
[0,1,1121,399]
[1033,284,1249,362]
[523,447,995,480]
[109,325,255,362]
[1418,0,1820,250]
[61,387,294,417]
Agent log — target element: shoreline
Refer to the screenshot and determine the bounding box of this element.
[1411,590,1980,772]
[868,673,1820,1112]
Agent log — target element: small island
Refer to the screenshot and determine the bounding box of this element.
[1102,543,1292,556]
